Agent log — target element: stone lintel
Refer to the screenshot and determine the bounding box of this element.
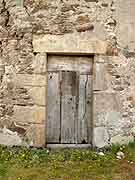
[33,34,108,55]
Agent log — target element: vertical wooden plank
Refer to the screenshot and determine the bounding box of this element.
[78,74,92,144]
[78,75,88,144]
[47,72,60,143]
[61,71,78,144]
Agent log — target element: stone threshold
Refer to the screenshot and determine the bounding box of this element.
[47,144,92,149]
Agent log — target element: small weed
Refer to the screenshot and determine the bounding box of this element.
[0,164,8,177]
[0,142,134,179]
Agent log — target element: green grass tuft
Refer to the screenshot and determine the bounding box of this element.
[0,142,134,179]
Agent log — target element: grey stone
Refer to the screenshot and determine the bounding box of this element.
[111,135,134,145]
[116,151,125,159]
[131,127,135,135]
[93,127,109,148]
[0,132,22,146]
[93,63,107,91]
[98,152,105,156]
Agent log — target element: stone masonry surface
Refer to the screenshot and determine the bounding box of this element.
[0,0,135,147]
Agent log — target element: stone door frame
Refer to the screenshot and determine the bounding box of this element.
[33,34,110,147]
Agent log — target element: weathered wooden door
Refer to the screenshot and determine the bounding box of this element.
[61,71,78,144]
[47,56,93,144]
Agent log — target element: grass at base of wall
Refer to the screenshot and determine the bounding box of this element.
[0,142,135,180]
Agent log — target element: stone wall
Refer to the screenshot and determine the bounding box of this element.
[0,0,134,147]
